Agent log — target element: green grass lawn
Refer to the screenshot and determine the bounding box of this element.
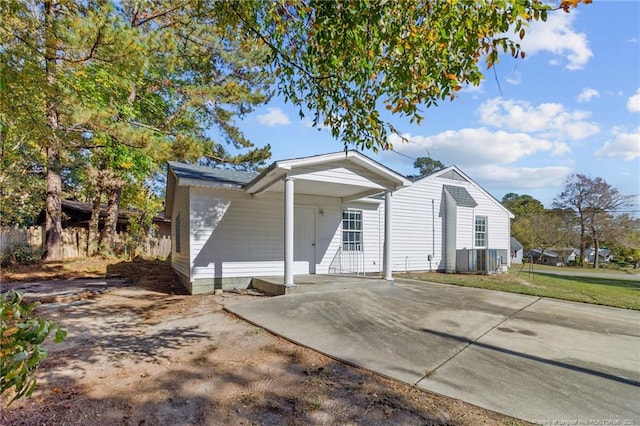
[397,267,640,310]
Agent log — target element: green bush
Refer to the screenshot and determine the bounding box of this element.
[0,291,66,404]
[0,245,43,267]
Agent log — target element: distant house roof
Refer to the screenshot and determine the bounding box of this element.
[37,200,170,230]
[59,200,170,223]
[167,161,258,186]
[510,237,523,251]
[584,248,612,257]
[443,185,478,208]
[527,248,558,258]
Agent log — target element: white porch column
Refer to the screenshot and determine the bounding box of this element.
[284,176,295,287]
[383,190,393,281]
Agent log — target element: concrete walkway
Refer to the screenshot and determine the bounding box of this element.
[226,279,640,423]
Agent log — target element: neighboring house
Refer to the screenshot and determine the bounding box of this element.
[556,248,579,265]
[389,166,514,274]
[511,237,524,264]
[584,248,613,263]
[525,248,559,265]
[38,200,171,236]
[524,248,579,266]
[165,151,514,294]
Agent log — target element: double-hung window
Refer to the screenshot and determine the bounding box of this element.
[342,209,363,251]
[475,216,487,248]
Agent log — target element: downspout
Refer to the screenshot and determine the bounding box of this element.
[431,199,435,270]
[379,205,382,275]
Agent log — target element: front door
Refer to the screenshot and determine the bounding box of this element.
[294,207,316,274]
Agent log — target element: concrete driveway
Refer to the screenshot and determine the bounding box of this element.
[226,279,640,423]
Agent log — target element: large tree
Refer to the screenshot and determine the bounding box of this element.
[501,193,545,249]
[501,193,545,217]
[1,1,273,258]
[553,174,632,268]
[410,157,446,179]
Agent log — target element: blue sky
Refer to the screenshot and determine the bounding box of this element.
[236,1,639,210]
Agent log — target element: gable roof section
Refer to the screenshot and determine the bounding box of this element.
[416,166,514,218]
[244,150,411,196]
[439,168,468,182]
[443,185,478,208]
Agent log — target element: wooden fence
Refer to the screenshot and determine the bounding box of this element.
[0,226,171,259]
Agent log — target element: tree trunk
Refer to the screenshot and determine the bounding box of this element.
[88,188,102,256]
[100,181,122,254]
[579,224,587,266]
[43,0,63,261]
[593,234,600,269]
[44,147,62,260]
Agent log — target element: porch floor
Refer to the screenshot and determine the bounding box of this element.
[250,274,392,296]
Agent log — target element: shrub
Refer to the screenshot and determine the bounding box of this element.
[0,245,43,267]
[0,291,66,404]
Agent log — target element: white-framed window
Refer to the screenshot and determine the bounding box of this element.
[475,216,487,248]
[175,213,181,253]
[342,209,363,251]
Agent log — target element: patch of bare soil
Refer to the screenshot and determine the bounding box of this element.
[1,259,528,425]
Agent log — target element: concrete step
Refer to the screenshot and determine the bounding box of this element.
[251,275,392,296]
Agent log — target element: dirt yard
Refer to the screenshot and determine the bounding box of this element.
[1,258,527,425]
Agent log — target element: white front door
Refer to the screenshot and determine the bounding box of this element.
[294,207,316,274]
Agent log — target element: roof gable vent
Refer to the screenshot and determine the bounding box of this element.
[440,169,468,182]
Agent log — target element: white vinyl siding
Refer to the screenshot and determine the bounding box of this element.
[291,160,391,189]
[171,186,190,279]
[390,168,513,273]
[189,187,344,279]
[175,213,182,253]
[456,207,474,249]
[390,182,444,272]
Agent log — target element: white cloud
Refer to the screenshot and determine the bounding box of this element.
[627,89,640,113]
[466,165,573,190]
[478,97,600,140]
[256,107,290,127]
[518,11,592,70]
[595,129,640,161]
[388,128,566,168]
[578,88,599,103]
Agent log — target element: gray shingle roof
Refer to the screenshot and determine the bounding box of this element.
[443,185,478,208]
[168,161,258,186]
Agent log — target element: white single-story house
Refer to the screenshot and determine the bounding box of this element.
[557,248,579,265]
[165,151,514,294]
